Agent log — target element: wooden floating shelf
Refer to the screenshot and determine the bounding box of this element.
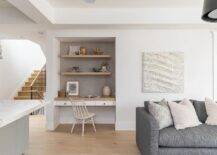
[60,55,111,58]
[61,72,111,76]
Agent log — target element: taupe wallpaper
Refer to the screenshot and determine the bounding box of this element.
[60,41,116,97]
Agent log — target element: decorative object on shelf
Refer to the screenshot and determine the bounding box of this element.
[58,91,66,98]
[93,48,103,55]
[100,62,110,72]
[71,66,80,72]
[69,45,80,55]
[202,0,217,22]
[101,66,107,72]
[85,95,98,99]
[80,47,87,55]
[142,52,184,93]
[92,62,110,72]
[102,86,111,97]
[66,81,79,96]
[92,67,101,72]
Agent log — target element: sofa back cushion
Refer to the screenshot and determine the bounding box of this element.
[144,101,150,112]
[145,100,208,123]
[144,100,180,112]
[168,99,201,130]
[144,100,169,112]
[148,100,173,129]
[192,100,208,123]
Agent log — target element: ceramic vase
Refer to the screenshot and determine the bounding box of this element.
[103,86,111,97]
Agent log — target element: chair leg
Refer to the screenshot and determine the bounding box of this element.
[91,117,96,132]
[82,120,85,136]
[71,122,76,134]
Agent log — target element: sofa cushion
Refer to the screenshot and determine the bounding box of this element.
[159,124,217,148]
[144,100,181,112]
[192,100,208,123]
[205,98,217,125]
[148,100,173,130]
[144,101,151,112]
[168,99,201,130]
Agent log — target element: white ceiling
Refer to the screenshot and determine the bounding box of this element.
[0,0,208,26]
[0,0,13,8]
[46,0,203,8]
[0,0,34,24]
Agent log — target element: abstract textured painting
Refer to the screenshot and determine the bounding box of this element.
[142,52,184,93]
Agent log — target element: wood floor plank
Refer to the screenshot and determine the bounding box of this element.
[26,116,140,155]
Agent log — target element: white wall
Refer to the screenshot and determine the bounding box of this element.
[0,40,46,99]
[116,30,213,129]
[46,29,214,130]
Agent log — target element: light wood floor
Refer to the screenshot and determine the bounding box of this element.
[26,116,140,155]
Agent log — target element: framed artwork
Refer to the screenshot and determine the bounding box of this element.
[0,43,2,59]
[68,45,80,55]
[66,81,79,96]
[142,52,184,93]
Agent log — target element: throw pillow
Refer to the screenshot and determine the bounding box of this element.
[205,97,217,125]
[168,99,201,130]
[148,99,173,130]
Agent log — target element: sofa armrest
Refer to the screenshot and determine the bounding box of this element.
[136,107,159,155]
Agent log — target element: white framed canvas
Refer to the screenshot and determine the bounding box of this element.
[142,52,184,93]
[0,43,2,59]
[66,81,79,96]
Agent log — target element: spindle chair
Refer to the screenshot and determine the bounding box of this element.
[68,97,96,136]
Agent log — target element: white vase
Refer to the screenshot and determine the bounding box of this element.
[103,86,111,97]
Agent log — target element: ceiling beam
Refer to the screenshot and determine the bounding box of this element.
[6,0,54,24]
[54,8,206,25]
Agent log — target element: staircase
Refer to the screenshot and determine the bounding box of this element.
[14,69,46,100]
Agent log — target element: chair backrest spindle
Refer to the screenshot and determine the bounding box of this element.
[68,97,90,119]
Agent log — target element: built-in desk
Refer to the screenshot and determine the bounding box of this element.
[54,97,116,107]
[47,97,116,130]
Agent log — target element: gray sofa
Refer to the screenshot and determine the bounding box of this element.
[136,100,217,155]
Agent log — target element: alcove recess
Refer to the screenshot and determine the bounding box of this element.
[59,37,116,98]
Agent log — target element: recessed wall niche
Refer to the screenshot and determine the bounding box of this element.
[59,37,116,97]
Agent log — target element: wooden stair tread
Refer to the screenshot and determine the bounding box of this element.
[23,86,45,88]
[26,80,45,82]
[15,97,43,100]
[29,76,45,79]
[32,73,46,75]
[34,70,40,73]
[14,96,31,99]
[31,74,45,76]
[34,70,45,73]
[25,82,45,85]
[18,90,44,93]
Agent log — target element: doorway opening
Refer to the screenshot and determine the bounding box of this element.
[0,39,46,106]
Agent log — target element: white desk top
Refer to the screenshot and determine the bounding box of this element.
[0,100,46,128]
[54,100,115,107]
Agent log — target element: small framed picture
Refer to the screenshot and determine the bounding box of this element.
[68,45,80,55]
[66,81,79,96]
